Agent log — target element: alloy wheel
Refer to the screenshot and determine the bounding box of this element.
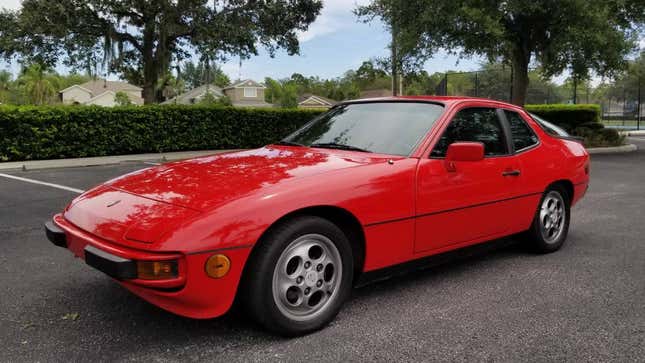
[539,191,566,244]
[272,233,342,322]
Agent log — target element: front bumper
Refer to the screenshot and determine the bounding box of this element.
[45,214,252,319]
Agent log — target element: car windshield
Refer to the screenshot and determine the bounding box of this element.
[529,113,570,137]
[281,102,444,156]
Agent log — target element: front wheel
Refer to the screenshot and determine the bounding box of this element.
[525,186,571,253]
[240,216,354,336]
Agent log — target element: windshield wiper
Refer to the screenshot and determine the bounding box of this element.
[275,140,305,147]
[310,142,372,153]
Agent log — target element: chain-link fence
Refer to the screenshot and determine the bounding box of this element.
[597,83,643,130]
[430,68,643,130]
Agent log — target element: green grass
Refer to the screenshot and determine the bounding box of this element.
[602,120,643,127]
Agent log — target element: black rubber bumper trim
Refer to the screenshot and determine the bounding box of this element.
[45,221,67,248]
[84,245,137,280]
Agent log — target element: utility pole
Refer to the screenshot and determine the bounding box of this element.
[391,16,400,96]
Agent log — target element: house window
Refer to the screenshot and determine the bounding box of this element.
[243,88,257,98]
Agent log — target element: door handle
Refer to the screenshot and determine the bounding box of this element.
[502,169,521,177]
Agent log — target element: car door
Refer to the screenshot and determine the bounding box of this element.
[498,108,547,233]
[414,106,523,253]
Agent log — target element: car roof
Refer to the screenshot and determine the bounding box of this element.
[340,95,525,111]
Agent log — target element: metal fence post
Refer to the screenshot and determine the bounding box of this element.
[623,87,627,128]
[444,73,449,96]
[638,74,642,131]
[509,66,513,103]
[474,72,479,97]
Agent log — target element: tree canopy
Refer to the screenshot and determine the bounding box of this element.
[0,0,322,103]
[357,0,644,105]
[182,61,231,90]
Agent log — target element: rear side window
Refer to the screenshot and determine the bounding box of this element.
[504,111,539,151]
[529,113,570,137]
[432,108,508,157]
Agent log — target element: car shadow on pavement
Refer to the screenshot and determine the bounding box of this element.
[47,236,538,358]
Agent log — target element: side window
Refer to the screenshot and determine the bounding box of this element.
[431,108,508,157]
[505,111,539,151]
[529,113,570,137]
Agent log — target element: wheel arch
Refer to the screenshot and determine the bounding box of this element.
[547,179,574,204]
[244,205,366,285]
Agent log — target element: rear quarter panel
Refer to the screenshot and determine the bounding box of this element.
[516,111,589,204]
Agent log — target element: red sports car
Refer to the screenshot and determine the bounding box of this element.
[46,97,589,335]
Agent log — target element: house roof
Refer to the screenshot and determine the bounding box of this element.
[60,79,142,95]
[298,94,337,106]
[223,79,266,90]
[162,84,224,104]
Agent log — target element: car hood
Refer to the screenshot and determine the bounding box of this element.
[102,146,393,212]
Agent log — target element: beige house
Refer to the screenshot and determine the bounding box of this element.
[298,94,337,109]
[223,79,273,108]
[165,79,273,107]
[162,84,225,105]
[59,80,143,106]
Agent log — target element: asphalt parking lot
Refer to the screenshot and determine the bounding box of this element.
[1,139,644,362]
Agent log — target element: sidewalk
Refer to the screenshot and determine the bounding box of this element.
[0,149,235,171]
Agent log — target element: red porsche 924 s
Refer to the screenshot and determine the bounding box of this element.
[46,97,589,336]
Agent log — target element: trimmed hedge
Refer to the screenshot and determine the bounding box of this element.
[524,104,601,131]
[0,105,324,162]
[0,103,622,162]
[525,104,622,147]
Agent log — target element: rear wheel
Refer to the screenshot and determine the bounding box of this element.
[241,216,353,336]
[525,185,570,253]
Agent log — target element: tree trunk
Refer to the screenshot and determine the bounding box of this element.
[141,22,158,104]
[510,48,530,106]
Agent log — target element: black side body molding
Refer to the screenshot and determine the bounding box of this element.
[356,237,517,287]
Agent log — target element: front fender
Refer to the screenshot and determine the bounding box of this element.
[157,158,417,255]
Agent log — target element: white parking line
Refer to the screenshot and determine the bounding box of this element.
[143,161,161,165]
[0,173,85,194]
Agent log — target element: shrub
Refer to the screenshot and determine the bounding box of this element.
[524,104,601,132]
[0,105,324,162]
[114,91,133,106]
[525,104,623,148]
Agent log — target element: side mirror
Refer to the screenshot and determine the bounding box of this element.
[445,142,484,172]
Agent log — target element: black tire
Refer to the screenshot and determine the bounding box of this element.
[240,216,354,336]
[525,185,571,253]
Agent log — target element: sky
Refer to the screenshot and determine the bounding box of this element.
[0,0,485,82]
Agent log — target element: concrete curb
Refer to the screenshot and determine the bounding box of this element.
[0,150,235,171]
[587,144,638,155]
[619,130,645,136]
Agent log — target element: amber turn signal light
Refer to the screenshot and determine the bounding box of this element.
[205,254,231,279]
[137,260,178,280]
